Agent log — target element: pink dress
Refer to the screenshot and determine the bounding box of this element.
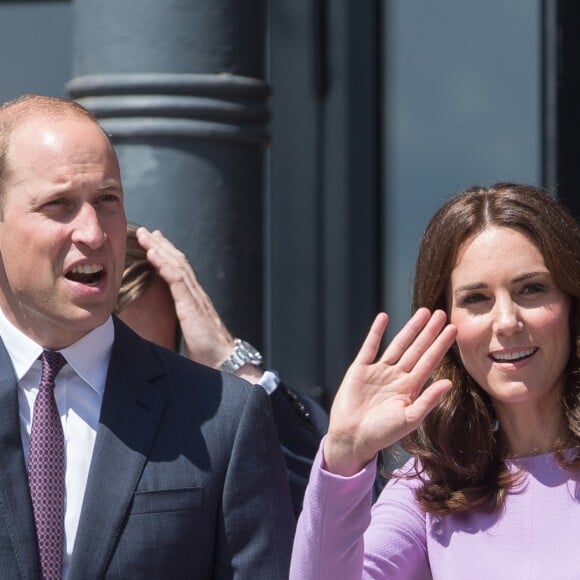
[290,442,580,579]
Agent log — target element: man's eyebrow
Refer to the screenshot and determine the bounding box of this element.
[99,180,122,190]
[96,183,124,197]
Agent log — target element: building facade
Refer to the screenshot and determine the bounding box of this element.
[2,0,575,405]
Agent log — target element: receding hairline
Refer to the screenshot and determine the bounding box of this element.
[0,94,100,125]
[0,94,112,156]
[0,95,115,206]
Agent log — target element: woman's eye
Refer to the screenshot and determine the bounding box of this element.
[461,293,487,306]
[521,283,546,295]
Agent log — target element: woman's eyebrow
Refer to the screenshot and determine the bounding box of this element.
[453,270,550,298]
[453,282,486,296]
[512,270,550,283]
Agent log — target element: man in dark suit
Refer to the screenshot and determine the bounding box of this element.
[0,94,294,579]
[116,224,329,517]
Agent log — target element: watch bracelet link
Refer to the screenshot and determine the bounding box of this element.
[219,338,263,374]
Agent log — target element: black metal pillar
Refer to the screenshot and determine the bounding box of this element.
[542,0,580,220]
[67,0,268,345]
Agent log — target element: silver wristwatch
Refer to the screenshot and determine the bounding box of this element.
[219,339,263,374]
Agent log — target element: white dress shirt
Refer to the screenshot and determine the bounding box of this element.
[0,309,113,579]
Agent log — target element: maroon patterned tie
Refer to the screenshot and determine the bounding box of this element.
[28,350,67,580]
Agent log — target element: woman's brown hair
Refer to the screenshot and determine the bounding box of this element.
[399,183,580,515]
[115,224,157,314]
[116,224,183,351]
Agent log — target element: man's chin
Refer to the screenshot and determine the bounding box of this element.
[45,305,114,341]
[67,306,113,330]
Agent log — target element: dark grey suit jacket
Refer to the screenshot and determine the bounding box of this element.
[269,383,328,516]
[0,318,295,579]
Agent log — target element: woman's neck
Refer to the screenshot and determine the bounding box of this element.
[494,397,571,458]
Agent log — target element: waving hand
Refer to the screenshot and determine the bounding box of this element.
[324,309,457,476]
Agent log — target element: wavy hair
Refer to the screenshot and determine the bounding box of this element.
[116,224,182,351]
[116,224,157,314]
[399,183,580,515]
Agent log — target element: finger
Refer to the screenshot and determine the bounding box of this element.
[139,233,194,286]
[137,231,202,299]
[135,226,155,250]
[396,309,447,372]
[148,231,187,266]
[351,313,389,366]
[380,308,431,365]
[147,247,208,312]
[406,324,457,398]
[136,228,178,270]
[404,378,452,425]
[136,228,182,268]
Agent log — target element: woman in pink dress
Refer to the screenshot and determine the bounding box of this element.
[291,182,580,579]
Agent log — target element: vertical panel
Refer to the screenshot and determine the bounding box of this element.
[0,2,71,103]
[382,0,541,337]
[320,0,381,399]
[542,0,580,219]
[268,1,380,401]
[267,2,322,395]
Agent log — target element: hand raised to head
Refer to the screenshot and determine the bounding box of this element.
[324,308,457,476]
[135,227,235,367]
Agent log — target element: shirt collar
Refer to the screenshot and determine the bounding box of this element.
[0,308,114,397]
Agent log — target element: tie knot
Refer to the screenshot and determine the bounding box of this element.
[40,350,67,385]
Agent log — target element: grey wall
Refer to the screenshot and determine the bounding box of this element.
[382,0,541,339]
[267,1,381,401]
[0,0,543,406]
[0,2,71,102]
[68,0,268,347]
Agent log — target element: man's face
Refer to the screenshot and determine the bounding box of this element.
[0,114,127,348]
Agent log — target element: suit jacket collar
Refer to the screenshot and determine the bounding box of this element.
[68,318,168,580]
[0,336,41,579]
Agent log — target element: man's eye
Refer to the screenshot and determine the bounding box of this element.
[97,194,120,203]
[45,198,69,207]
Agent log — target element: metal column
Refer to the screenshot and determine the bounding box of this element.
[68,0,268,345]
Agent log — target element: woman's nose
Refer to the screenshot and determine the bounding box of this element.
[492,297,523,336]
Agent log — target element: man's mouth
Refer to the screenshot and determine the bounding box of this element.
[65,264,105,286]
[489,347,538,363]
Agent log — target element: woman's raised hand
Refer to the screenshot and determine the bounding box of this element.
[135,227,235,367]
[324,308,457,476]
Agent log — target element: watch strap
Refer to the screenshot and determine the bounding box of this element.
[219,338,263,374]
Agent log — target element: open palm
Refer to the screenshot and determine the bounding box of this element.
[324,308,457,476]
[135,227,235,367]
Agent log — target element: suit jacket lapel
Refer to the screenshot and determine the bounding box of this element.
[68,320,168,580]
[0,337,41,580]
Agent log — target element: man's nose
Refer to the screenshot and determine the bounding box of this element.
[70,203,106,249]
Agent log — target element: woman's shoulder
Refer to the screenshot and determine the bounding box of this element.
[378,455,425,506]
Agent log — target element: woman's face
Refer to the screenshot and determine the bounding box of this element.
[118,275,179,351]
[448,226,571,411]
